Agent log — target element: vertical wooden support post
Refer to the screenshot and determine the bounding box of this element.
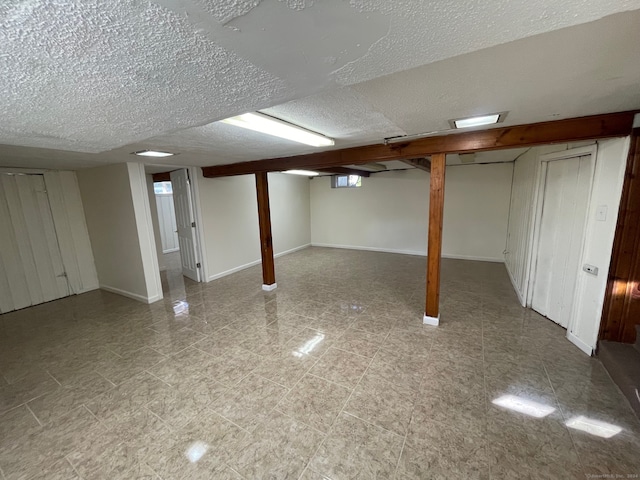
[255,172,276,291]
[424,153,446,325]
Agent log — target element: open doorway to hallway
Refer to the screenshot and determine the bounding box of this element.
[145,166,205,296]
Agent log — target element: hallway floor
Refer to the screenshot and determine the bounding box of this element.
[1,247,639,479]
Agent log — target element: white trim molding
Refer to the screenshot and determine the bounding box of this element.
[311,243,504,263]
[423,314,440,326]
[505,262,526,307]
[262,283,277,292]
[99,284,161,304]
[206,244,311,282]
[567,331,593,356]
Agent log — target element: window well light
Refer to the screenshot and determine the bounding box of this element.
[132,150,175,158]
[221,112,335,147]
[283,170,319,176]
[450,112,507,129]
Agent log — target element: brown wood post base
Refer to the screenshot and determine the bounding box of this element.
[255,172,276,290]
[424,153,446,325]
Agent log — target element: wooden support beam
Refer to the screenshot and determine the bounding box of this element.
[152,171,172,182]
[255,172,276,290]
[316,167,371,177]
[424,153,446,325]
[401,158,431,172]
[202,111,636,178]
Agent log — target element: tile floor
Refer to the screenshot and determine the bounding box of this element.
[1,247,639,479]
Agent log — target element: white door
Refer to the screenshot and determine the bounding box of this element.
[155,194,179,253]
[0,174,69,313]
[170,169,200,281]
[531,154,593,327]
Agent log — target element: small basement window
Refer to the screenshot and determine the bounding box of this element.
[331,174,362,188]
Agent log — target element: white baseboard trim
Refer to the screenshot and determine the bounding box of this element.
[99,284,159,304]
[567,332,593,356]
[312,243,425,257]
[207,259,262,282]
[206,244,311,282]
[505,264,526,307]
[310,243,504,263]
[442,253,504,263]
[262,283,277,291]
[275,243,311,259]
[423,314,440,326]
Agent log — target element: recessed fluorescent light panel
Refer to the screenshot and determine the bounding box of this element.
[221,112,335,147]
[284,170,319,176]
[132,150,175,158]
[450,112,507,129]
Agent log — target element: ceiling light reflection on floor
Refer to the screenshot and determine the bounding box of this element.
[565,416,622,438]
[492,394,556,418]
[293,333,325,357]
[185,441,209,463]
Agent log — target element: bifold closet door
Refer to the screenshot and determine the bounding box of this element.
[0,174,69,313]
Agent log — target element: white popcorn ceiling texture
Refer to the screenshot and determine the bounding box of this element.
[0,0,640,165]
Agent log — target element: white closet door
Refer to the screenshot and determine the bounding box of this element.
[531,154,593,327]
[0,174,69,313]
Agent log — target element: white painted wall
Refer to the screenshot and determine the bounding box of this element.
[310,164,513,262]
[504,138,630,354]
[193,171,311,281]
[77,163,162,303]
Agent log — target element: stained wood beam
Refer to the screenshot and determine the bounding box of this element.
[402,158,431,172]
[424,153,446,325]
[255,172,276,290]
[152,171,172,182]
[316,167,371,177]
[202,111,636,178]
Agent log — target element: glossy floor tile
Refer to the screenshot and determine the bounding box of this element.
[1,248,640,479]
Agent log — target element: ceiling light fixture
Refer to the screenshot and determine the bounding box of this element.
[221,112,335,147]
[283,170,319,176]
[450,112,507,129]
[132,150,175,158]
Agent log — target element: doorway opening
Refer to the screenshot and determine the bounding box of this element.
[147,167,205,296]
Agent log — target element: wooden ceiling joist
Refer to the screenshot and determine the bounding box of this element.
[151,171,172,182]
[402,158,431,172]
[316,167,371,177]
[201,111,636,178]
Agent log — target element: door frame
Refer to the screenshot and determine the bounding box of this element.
[187,166,209,282]
[525,145,598,333]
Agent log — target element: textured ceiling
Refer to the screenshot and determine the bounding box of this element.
[0,0,639,169]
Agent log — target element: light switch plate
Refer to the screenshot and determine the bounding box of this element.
[596,205,608,221]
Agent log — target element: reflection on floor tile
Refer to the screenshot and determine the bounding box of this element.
[1,248,639,479]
